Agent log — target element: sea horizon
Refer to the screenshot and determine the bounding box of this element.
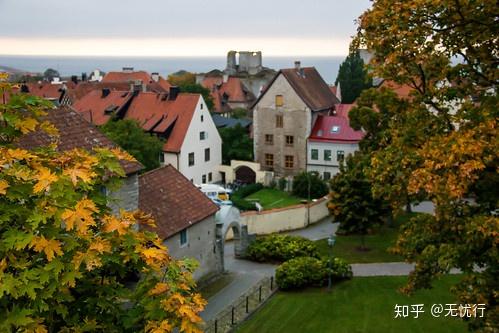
[0,54,344,84]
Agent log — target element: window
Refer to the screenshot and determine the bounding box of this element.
[204,148,210,162]
[265,153,274,167]
[337,150,345,162]
[200,131,206,140]
[180,229,188,247]
[188,152,195,166]
[265,134,274,145]
[275,95,284,107]
[331,126,340,133]
[202,174,206,183]
[285,135,294,146]
[276,114,283,128]
[159,152,165,164]
[324,150,332,161]
[200,103,203,110]
[208,172,212,182]
[201,115,204,122]
[311,149,319,160]
[285,155,294,168]
[323,172,331,180]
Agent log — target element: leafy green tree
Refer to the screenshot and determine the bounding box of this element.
[334,51,372,103]
[354,1,498,330]
[231,108,248,119]
[0,84,206,332]
[292,172,328,199]
[101,119,164,172]
[219,124,253,164]
[43,68,60,82]
[328,154,387,248]
[167,71,214,110]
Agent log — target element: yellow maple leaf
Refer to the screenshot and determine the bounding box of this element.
[16,117,39,134]
[110,147,136,162]
[33,167,58,193]
[89,238,111,254]
[30,236,63,261]
[7,148,33,161]
[63,166,96,185]
[0,179,9,195]
[149,282,170,296]
[179,304,202,323]
[180,318,202,333]
[61,198,98,235]
[102,215,130,235]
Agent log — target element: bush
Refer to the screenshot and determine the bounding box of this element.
[292,171,329,199]
[276,257,326,290]
[246,234,319,263]
[231,183,264,211]
[276,257,352,290]
[278,178,287,191]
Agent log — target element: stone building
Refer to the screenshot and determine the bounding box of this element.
[138,165,222,281]
[252,62,340,177]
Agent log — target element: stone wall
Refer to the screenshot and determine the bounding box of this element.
[236,197,329,236]
[163,215,223,281]
[108,173,139,214]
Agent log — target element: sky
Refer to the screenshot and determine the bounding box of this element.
[0,0,371,57]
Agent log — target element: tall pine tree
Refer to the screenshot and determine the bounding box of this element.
[335,51,372,103]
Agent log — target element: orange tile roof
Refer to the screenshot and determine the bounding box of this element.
[25,82,66,100]
[139,165,218,240]
[102,71,152,83]
[201,76,255,113]
[379,80,415,99]
[72,89,133,125]
[124,92,200,153]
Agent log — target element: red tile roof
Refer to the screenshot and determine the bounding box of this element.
[17,106,142,175]
[379,80,415,99]
[309,114,364,143]
[72,89,134,126]
[334,103,355,118]
[138,165,218,240]
[102,71,152,83]
[64,82,132,105]
[124,92,200,153]
[24,82,66,100]
[201,76,255,113]
[254,67,340,111]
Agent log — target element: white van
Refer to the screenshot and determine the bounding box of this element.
[196,184,232,201]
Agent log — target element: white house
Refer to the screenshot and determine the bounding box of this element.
[306,104,364,179]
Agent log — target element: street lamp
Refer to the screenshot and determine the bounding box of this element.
[327,235,336,290]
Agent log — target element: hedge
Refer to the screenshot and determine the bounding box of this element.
[276,257,352,290]
[231,183,264,211]
[245,234,319,263]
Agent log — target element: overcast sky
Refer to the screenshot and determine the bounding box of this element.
[0,0,371,56]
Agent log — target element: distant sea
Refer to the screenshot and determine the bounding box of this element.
[0,55,343,84]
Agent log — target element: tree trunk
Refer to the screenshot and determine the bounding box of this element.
[405,201,412,214]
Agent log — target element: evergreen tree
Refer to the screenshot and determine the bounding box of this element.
[335,51,372,103]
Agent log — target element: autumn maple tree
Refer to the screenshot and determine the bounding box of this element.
[352,0,498,330]
[0,81,206,332]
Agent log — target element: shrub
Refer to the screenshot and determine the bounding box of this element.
[292,171,329,199]
[246,234,319,263]
[276,257,352,290]
[278,177,287,191]
[231,183,264,211]
[276,257,326,290]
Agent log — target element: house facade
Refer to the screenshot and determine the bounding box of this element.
[138,165,222,281]
[307,105,364,179]
[252,62,340,177]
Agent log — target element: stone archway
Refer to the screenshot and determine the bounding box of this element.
[235,165,256,184]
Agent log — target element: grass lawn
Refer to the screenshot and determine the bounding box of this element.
[315,213,419,263]
[237,275,467,333]
[245,188,303,210]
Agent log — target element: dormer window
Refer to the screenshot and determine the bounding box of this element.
[317,130,323,137]
[331,126,340,133]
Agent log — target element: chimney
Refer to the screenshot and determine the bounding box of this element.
[101,88,111,98]
[222,73,229,83]
[123,67,134,73]
[71,75,78,85]
[168,86,180,101]
[81,72,87,81]
[294,61,301,71]
[131,80,145,93]
[151,72,160,82]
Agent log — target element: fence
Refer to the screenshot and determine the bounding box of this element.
[203,276,277,333]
